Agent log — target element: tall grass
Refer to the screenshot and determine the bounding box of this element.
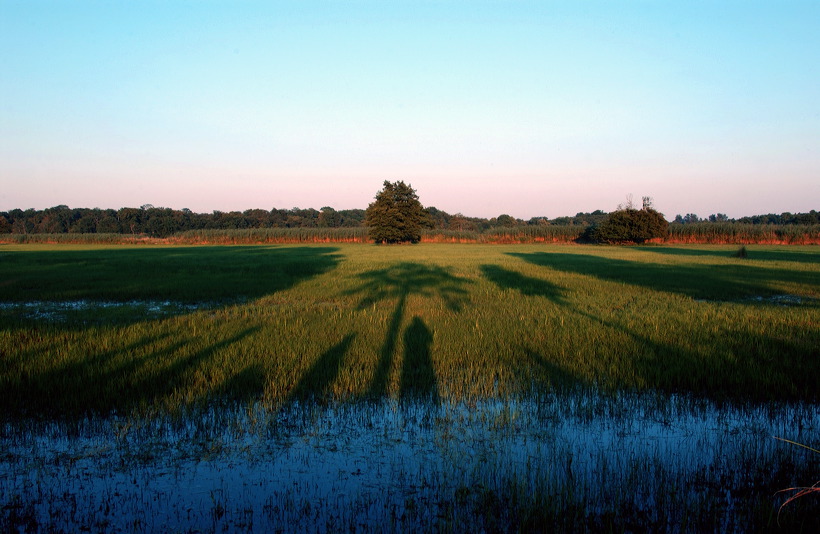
[3,223,819,244]
[0,228,369,245]
[0,233,147,245]
[0,243,818,418]
[668,223,820,244]
[422,225,585,243]
[172,227,369,244]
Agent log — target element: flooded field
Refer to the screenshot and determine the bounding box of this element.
[2,392,817,533]
[2,244,817,531]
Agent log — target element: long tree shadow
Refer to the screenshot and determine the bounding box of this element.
[482,261,820,401]
[1,246,344,418]
[138,326,262,408]
[559,304,818,401]
[345,263,471,399]
[508,252,819,301]
[641,246,820,264]
[480,264,566,302]
[401,317,438,403]
[287,334,356,403]
[522,347,589,391]
[3,325,261,418]
[480,265,586,390]
[213,363,266,405]
[0,246,343,310]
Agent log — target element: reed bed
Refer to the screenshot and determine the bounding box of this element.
[172,227,369,244]
[0,233,148,245]
[422,225,586,243]
[5,222,819,246]
[668,223,820,244]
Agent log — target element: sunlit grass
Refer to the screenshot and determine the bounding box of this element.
[1,243,818,418]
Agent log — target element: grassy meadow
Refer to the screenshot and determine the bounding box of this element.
[1,243,818,418]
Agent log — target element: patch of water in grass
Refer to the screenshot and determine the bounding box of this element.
[746,294,817,306]
[690,293,818,307]
[1,392,817,532]
[0,300,215,321]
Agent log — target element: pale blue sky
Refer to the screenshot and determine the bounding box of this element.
[1,1,818,219]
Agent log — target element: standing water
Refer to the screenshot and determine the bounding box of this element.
[1,392,818,532]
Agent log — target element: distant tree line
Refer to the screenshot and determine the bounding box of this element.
[0,205,366,238]
[0,204,612,238]
[1,203,817,241]
[673,211,820,225]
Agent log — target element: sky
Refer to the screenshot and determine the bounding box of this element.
[1,0,818,220]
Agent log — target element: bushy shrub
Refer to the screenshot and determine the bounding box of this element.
[589,208,668,244]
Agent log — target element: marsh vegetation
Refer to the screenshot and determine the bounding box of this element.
[1,243,818,531]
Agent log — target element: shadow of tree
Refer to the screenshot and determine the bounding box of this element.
[478,265,587,391]
[0,246,343,307]
[482,257,820,401]
[348,263,471,312]
[508,252,819,300]
[401,317,438,403]
[522,347,588,390]
[141,326,262,407]
[480,264,566,302]
[213,363,266,405]
[345,263,471,398]
[288,334,356,403]
[564,304,819,401]
[0,246,344,418]
[5,325,260,417]
[640,246,820,264]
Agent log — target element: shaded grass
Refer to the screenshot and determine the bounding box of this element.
[644,245,820,264]
[509,248,820,300]
[0,243,818,418]
[0,245,342,304]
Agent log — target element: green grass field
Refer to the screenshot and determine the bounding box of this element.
[1,243,818,418]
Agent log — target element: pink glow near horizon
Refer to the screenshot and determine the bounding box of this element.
[2,2,818,220]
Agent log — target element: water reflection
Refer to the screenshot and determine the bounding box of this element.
[1,393,817,532]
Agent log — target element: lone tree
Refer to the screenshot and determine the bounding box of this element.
[589,196,669,244]
[365,181,432,244]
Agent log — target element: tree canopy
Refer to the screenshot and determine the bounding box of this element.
[365,181,432,244]
[589,200,669,244]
